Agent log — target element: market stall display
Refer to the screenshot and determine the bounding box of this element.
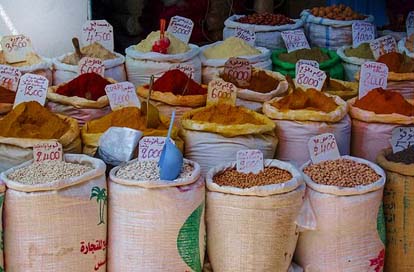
[296,156,386,271]
[337,43,375,81]
[53,42,126,85]
[206,159,305,271]
[1,154,107,271]
[0,85,16,114]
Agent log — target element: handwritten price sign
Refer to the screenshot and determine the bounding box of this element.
[138,137,175,161]
[391,127,414,153]
[224,57,252,87]
[281,30,310,53]
[0,65,21,91]
[236,149,264,174]
[105,82,141,111]
[0,35,33,64]
[369,35,397,59]
[352,22,376,47]
[81,20,114,51]
[296,64,327,91]
[167,16,194,44]
[234,27,256,46]
[407,11,414,37]
[33,141,63,163]
[78,57,105,77]
[295,59,319,76]
[207,78,237,105]
[359,61,388,99]
[169,63,195,78]
[14,73,48,108]
[308,133,340,164]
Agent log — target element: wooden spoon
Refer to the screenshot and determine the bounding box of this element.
[72,37,83,62]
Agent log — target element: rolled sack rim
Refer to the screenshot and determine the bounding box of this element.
[125,44,200,62]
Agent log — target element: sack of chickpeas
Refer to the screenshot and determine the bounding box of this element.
[296,156,386,271]
[1,154,107,272]
[108,159,205,272]
[206,159,305,271]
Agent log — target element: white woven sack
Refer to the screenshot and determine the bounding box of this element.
[200,43,271,84]
[1,154,107,272]
[108,159,206,272]
[398,38,414,58]
[296,156,385,272]
[223,15,304,50]
[181,128,278,176]
[52,52,126,85]
[125,44,201,86]
[274,115,351,167]
[206,159,305,271]
[12,57,53,85]
[301,10,374,50]
[337,45,373,81]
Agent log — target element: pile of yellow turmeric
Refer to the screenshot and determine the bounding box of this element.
[188,104,263,125]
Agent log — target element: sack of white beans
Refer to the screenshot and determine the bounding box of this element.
[295,156,386,272]
[108,159,205,272]
[1,154,107,272]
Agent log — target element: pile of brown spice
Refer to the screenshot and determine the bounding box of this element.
[221,70,280,93]
[0,86,16,104]
[188,104,263,125]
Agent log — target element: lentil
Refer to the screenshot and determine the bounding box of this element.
[386,146,414,164]
[213,167,292,189]
[303,159,381,187]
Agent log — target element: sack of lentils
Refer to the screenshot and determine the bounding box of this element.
[377,147,414,271]
[1,154,107,271]
[53,42,126,85]
[0,101,81,172]
[348,88,414,162]
[206,159,305,271]
[300,4,374,50]
[337,43,375,81]
[108,159,205,271]
[263,87,350,166]
[47,73,115,126]
[223,14,304,50]
[296,156,386,271]
[180,104,278,176]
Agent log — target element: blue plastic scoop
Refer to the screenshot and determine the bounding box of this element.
[159,111,183,180]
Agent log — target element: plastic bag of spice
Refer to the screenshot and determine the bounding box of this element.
[398,37,414,58]
[337,44,375,81]
[108,159,205,271]
[296,156,386,271]
[206,159,305,271]
[1,154,107,271]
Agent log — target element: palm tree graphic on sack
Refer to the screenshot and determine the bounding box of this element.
[90,186,107,225]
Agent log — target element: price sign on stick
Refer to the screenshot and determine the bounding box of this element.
[407,11,414,37]
[234,27,256,46]
[105,82,141,111]
[391,127,414,153]
[224,57,252,87]
[281,30,310,53]
[352,22,376,48]
[295,60,319,76]
[358,61,388,99]
[33,141,63,163]
[13,73,48,108]
[369,35,397,59]
[169,63,195,78]
[296,64,326,91]
[0,35,33,64]
[81,20,114,51]
[237,149,264,174]
[138,136,175,161]
[0,65,21,91]
[167,16,194,44]
[207,78,237,106]
[308,133,340,164]
[78,57,105,77]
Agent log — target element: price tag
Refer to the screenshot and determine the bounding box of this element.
[14,73,48,108]
[358,61,388,99]
[0,65,21,91]
[33,141,63,163]
[207,78,237,106]
[295,60,319,76]
[0,35,33,64]
[369,35,397,59]
[391,127,414,153]
[223,57,252,87]
[308,133,340,164]
[105,82,141,111]
[352,22,376,48]
[234,27,256,46]
[81,20,114,51]
[281,30,310,53]
[407,11,414,37]
[138,136,175,161]
[78,57,105,77]
[236,149,264,174]
[296,64,327,91]
[169,63,195,78]
[167,16,194,44]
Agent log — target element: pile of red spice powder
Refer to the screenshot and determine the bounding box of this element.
[56,73,111,101]
[150,69,207,95]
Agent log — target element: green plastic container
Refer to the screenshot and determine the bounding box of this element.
[271,48,344,80]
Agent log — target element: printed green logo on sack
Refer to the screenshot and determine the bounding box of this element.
[90,186,107,225]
